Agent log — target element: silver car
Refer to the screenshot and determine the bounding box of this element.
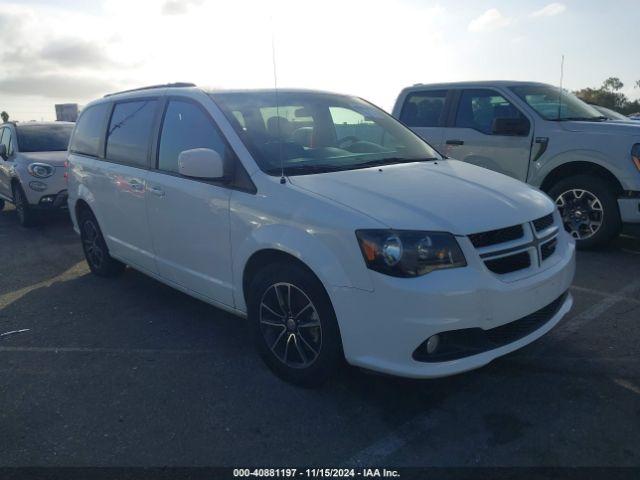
[0,122,74,226]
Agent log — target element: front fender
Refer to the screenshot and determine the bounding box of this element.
[232,223,373,312]
[530,149,629,188]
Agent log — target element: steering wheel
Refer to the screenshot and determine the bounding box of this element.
[336,136,360,149]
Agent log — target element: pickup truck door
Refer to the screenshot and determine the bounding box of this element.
[442,88,533,182]
[396,89,451,152]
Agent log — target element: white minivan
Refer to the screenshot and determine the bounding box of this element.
[67,83,575,385]
[393,81,640,248]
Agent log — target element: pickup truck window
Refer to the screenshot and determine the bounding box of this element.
[455,89,526,135]
[510,85,604,121]
[399,90,448,127]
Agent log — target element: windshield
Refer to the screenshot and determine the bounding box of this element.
[592,105,629,121]
[16,124,73,152]
[210,91,440,175]
[510,85,604,121]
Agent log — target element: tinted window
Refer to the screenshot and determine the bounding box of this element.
[106,100,158,167]
[400,90,447,127]
[69,103,110,157]
[1,127,13,157]
[158,100,227,173]
[455,89,527,135]
[16,124,73,152]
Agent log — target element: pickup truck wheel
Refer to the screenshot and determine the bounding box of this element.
[79,209,125,277]
[13,183,37,227]
[248,262,343,387]
[549,175,621,249]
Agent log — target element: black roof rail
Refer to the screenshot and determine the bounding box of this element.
[104,82,196,98]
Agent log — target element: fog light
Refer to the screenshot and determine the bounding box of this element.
[29,181,47,192]
[426,334,440,354]
[40,196,54,203]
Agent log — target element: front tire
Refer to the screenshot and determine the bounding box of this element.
[13,183,37,227]
[79,209,125,277]
[549,174,621,249]
[248,262,343,387]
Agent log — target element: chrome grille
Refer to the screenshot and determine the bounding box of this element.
[469,212,559,277]
[468,224,524,248]
[533,213,554,232]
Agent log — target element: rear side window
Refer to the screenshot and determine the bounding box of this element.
[157,100,227,174]
[106,100,158,167]
[69,103,110,157]
[400,90,448,127]
[455,89,526,135]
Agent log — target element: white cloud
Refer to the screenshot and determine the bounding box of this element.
[530,3,566,17]
[468,8,512,33]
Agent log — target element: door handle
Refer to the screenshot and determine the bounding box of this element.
[445,139,464,146]
[128,179,144,191]
[149,185,165,197]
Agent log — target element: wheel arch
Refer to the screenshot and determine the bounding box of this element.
[242,249,327,307]
[539,161,624,195]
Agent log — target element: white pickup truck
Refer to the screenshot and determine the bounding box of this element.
[392,81,640,248]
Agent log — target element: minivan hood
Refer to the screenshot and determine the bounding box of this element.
[289,160,554,235]
[560,120,640,136]
[19,151,67,167]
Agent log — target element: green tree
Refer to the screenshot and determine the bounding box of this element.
[0,111,8,123]
[602,77,624,92]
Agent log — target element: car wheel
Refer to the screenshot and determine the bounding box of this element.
[248,262,343,387]
[13,183,37,227]
[549,174,621,249]
[0,198,4,211]
[79,209,125,277]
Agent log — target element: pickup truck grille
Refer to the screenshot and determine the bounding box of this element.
[468,213,560,278]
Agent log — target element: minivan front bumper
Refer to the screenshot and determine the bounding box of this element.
[330,231,575,379]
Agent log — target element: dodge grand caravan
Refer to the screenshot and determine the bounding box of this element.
[0,121,74,226]
[67,83,575,385]
[393,81,640,248]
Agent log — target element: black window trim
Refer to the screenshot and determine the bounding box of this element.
[400,89,450,128]
[103,96,162,170]
[151,95,256,194]
[450,87,531,137]
[68,102,112,159]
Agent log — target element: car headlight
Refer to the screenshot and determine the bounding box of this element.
[632,144,640,171]
[356,230,467,277]
[27,162,55,178]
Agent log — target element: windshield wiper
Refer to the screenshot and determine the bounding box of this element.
[348,157,439,169]
[555,116,608,122]
[267,164,347,176]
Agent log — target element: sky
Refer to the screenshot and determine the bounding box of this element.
[0,0,639,121]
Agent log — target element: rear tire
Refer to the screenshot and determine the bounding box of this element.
[548,174,621,249]
[78,209,125,277]
[0,199,4,211]
[248,262,343,387]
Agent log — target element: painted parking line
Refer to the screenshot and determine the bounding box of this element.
[0,261,87,309]
[554,279,640,341]
[614,378,640,396]
[570,285,640,305]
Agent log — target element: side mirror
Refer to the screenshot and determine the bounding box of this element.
[492,117,530,136]
[178,148,225,180]
[0,144,6,160]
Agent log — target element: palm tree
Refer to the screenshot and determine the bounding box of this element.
[0,111,8,123]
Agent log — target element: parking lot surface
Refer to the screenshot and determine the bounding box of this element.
[0,205,638,467]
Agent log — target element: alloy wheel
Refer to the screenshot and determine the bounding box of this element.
[259,282,322,369]
[555,189,603,240]
[14,188,25,223]
[82,220,105,269]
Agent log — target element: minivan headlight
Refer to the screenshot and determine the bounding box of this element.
[28,162,55,178]
[632,144,640,171]
[356,230,466,277]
